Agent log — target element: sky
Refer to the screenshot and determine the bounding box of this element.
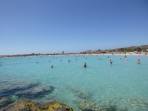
[0,0,148,55]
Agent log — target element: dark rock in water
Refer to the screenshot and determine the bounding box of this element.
[0,97,14,109]
[76,91,90,100]
[15,85,55,98]
[0,82,39,97]
[0,81,55,100]
[3,99,73,111]
[67,87,91,100]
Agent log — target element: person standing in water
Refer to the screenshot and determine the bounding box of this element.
[84,63,87,68]
[109,60,113,64]
[124,55,128,61]
[137,59,140,64]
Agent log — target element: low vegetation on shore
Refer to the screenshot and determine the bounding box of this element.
[80,45,148,55]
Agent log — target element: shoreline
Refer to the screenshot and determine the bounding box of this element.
[0,52,147,58]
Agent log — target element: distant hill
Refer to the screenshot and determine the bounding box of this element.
[114,45,148,52]
[126,45,148,49]
[136,45,148,49]
[80,45,148,54]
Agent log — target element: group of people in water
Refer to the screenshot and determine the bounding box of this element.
[49,55,141,69]
[83,55,140,68]
[0,55,141,69]
[123,55,140,64]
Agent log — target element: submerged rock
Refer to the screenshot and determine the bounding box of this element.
[15,85,55,98]
[78,97,148,111]
[77,99,117,111]
[0,97,14,109]
[67,87,91,100]
[3,99,73,111]
[76,90,90,100]
[77,99,98,111]
[0,82,39,97]
[129,98,148,108]
[0,80,55,100]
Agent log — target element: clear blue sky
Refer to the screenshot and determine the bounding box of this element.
[0,0,148,55]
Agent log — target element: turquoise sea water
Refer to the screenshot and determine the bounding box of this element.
[0,55,148,111]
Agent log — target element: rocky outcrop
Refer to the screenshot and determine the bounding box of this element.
[40,102,73,111]
[3,99,73,111]
[2,99,40,111]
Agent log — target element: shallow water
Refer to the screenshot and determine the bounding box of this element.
[0,55,148,111]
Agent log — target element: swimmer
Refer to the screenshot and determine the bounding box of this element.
[136,59,140,64]
[68,60,70,63]
[125,57,128,61]
[124,55,128,61]
[84,63,87,68]
[109,60,113,64]
[51,65,53,68]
